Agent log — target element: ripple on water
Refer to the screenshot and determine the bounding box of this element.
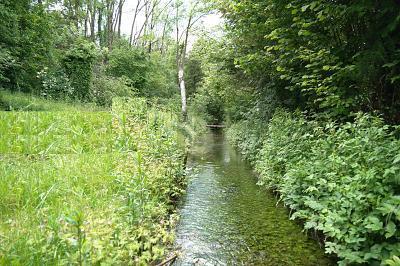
[173,131,334,266]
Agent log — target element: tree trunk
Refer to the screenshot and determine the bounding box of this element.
[98,6,103,47]
[117,0,124,38]
[129,0,142,45]
[106,0,115,49]
[84,7,89,37]
[178,60,187,120]
[176,9,192,120]
[90,0,96,41]
[160,13,168,53]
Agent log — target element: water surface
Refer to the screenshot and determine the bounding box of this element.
[174,130,333,265]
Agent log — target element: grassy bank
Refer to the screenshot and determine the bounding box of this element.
[0,95,187,264]
[227,111,400,265]
[0,90,103,112]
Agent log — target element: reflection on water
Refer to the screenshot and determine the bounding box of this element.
[174,130,333,265]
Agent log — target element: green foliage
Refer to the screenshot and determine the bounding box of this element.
[192,85,224,124]
[228,110,400,265]
[146,51,179,99]
[185,58,204,98]
[0,96,186,264]
[0,0,59,92]
[386,255,400,266]
[189,36,257,124]
[0,0,181,106]
[105,42,178,99]
[0,47,17,85]
[215,0,400,122]
[106,42,149,93]
[36,67,74,99]
[0,90,102,112]
[90,73,136,107]
[226,120,265,162]
[62,39,97,101]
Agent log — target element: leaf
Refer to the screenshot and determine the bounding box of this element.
[383,60,400,68]
[394,154,400,164]
[385,255,400,266]
[298,30,312,36]
[365,216,383,231]
[301,5,310,12]
[385,221,396,238]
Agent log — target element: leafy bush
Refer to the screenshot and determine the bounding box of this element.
[62,39,97,101]
[90,74,135,107]
[146,52,178,98]
[36,67,74,99]
[106,43,149,93]
[0,47,16,86]
[217,0,400,122]
[0,1,58,93]
[248,111,400,265]
[227,120,265,163]
[191,85,225,124]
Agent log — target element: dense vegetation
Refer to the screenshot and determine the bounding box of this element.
[0,0,184,105]
[227,113,400,265]
[1,0,400,264]
[185,0,400,265]
[0,0,206,264]
[0,95,191,264]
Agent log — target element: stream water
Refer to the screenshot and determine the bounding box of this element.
[173,130,334,265]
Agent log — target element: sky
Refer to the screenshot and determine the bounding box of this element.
[119,0,223,39]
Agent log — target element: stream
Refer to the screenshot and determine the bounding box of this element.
[173,130,334,265]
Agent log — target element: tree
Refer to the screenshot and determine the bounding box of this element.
[174,0,209,119]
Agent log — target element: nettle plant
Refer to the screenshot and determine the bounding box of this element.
[255,110,400,265]
[37,67,74,99]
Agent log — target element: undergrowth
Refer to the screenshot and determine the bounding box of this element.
[0,90,103,112]
[0,96,188,264]
[227,110,400,265]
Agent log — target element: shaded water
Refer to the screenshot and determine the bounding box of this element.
[174,130,333,265]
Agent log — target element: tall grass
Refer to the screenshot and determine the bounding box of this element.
[0,96,186,264]
[0,90,103,112]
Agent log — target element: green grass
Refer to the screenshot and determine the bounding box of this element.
[0,96,186,265]
[0,90,103,112]
[0,111,113,154]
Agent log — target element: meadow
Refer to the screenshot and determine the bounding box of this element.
[0,93,187,265]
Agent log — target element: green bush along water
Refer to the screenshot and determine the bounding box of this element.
[0,97,187,265]
[227,111,400,265]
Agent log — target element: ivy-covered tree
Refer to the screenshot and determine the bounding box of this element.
[62,39,97,100]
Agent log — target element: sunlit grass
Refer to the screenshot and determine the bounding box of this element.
[0,96,186,265]
[0,111,113,154]
[0,90,103,112]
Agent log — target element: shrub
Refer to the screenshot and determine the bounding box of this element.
[0,47,16,87]
[146,52,178,98]
[90,75,135,107]
[106,44,149,93]
[36,67,74,100]
[62,39,97,101]
[227,120,265,163]
[252,111,400,265]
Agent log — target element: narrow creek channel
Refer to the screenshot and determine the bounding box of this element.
[173,130,334,265]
